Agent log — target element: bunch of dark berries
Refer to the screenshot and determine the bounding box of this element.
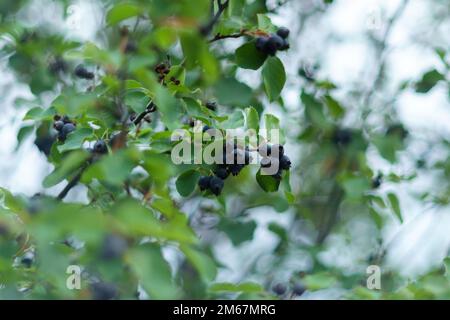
[255,27,290,56]
[74,64,94,80]
[272,281,306,298]
[154,62,170,83]
[258,143,291,180]
[53,115,76,142]
[198,142,252,196]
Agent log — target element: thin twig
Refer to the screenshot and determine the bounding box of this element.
[133,101,157,126]
[200,0,230,36]
[208,30,247,43]
[57,163,90,200]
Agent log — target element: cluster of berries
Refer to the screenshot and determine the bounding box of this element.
[259,143,291,180]
[272,281,306,298]
[198,142,252,196]
[53,115,76,142]
[255,27,290,56]
[74,64,94,80]
[154,62,180,86]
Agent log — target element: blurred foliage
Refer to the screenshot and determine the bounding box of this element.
[0,0,449,300]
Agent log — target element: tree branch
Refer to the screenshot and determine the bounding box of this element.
[133,101,157,126]
[208,30,247,43]
[57,163,90,200]
[200,0,230,36]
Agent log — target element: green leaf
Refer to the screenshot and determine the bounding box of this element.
[262,57,286,102]
[303,273,337,291]
[209,282,264,293]
[387,193,402,223]
[128,244,180,299]
[245,106,259,133]
[43,150,90,188]
[181,245,217,283]
[154,86,182,131]
[176,170,200,197]
[257,14,275,32]
[106,3,142,25]
[57,128,93,153]
[415,69,445,93]
[235,41,267,70]
[218,219,257,246]
[256,169,281,192]
[16,125,34,149]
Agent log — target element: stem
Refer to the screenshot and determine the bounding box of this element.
[200,0,230,36]
[57,164,89,200]
[133,101,157,125]
[208,30,247,43]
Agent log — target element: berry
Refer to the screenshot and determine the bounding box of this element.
[90,282,118,300]
[215,166,229,180]
[53,120,64,131]
[198,176,211,191]
[255,37,268,51]
[280,155,291,170]
[205,101,217,111]
[203,125,211,133]
[62,123,76,135]
[263,37,279,56]
[49,57,67,74]
[372,174,382,189]
[333,129,352,146]
[271,34,285,50]
[277,27,290,39]
[93,140,108,154]
[279,39,290,51]
[209,176,224,196]
[272,283,287,296]
[100,234,128,260]
[292,282,306,296]
[74,64,94,80]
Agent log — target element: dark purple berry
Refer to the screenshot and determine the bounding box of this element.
[215,166,229,180]
[292,282,306,296]
[74,64,94,80]
[256,37,268,51]
[276,27,290,39]
[93,140,108,154]
[90,282,118,300]
[100,234,127,260]
[62,123,76,135]
[272,283,287,296]
[280,155,291,170]
[209,176,224,196]
[198,176,211,191]
[53,120,64,131]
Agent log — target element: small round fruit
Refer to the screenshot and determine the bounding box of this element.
[90,282,118,300]
[292,282,306,296]
[276,27,290,39]
[62,123,76,135]
[53,120,64,131]
[271,34,285,50]
[209,176,224,196]
[100,234,128,260]
[264,37,279,56]
[280,155,291,170]
[272,283,287,296]
[255,37,268,51]
[215,167,229,180]
[198,176,211,191]
[93,140,108,154]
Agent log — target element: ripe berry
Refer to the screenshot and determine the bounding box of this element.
[264,37,279,56]
[280,155,291,170]
[279,39,290,51]
[215,166,229,180]
[205,101,217,111]
[100,234,128,260]
[203,125,211,133]
[271,34,285,50]
[256,37,268,51]
[272,283,287,296]
[198,176,211,191]
[53,120,64,131]
[209,176,224,196]
[93,140,108,154]
[276,27,290,39]
[292,282,306,296]
[90,282,118,300]
[62,123,76,135]
[333,129,352,146]
[74,64,94,80]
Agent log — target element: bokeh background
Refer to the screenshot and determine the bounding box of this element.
[1,0,450,299]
